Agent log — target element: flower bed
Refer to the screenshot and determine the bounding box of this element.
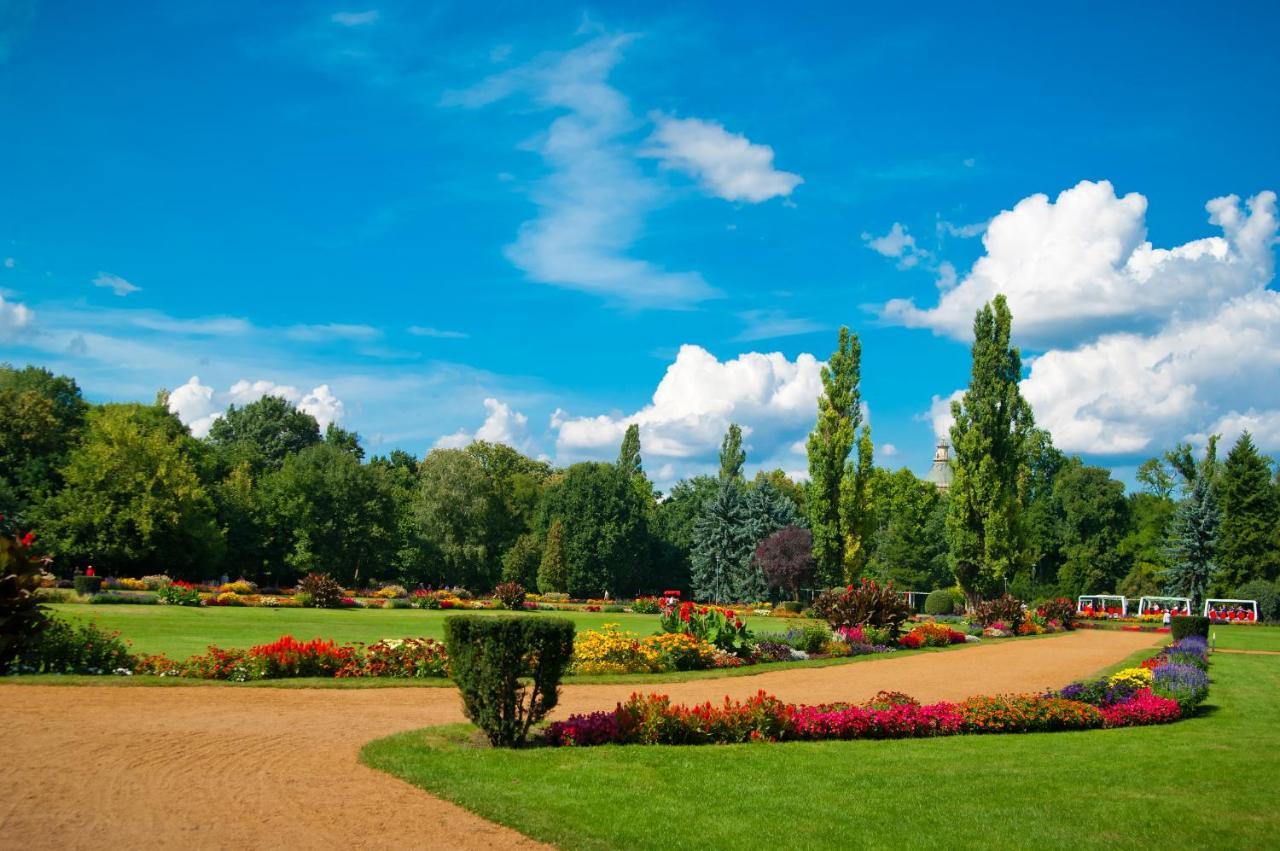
[544,637,1210,747]
[134,634,449,682]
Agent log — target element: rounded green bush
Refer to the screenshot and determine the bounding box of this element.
[1171,615,1210,640]
[924,589,958,616]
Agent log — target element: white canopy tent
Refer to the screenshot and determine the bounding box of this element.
[1077,595,1127,616]
[1138,596,1191,616]
[1203,599,1259,621]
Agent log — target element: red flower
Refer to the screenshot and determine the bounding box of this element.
[19,531,35,547]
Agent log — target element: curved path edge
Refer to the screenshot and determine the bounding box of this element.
[1,629,1160,850]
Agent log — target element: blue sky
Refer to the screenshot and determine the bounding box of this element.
[2,1,1278,488]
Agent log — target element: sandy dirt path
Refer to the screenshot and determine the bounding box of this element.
[0,629,1158,850]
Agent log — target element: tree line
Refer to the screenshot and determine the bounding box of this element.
[2,295,1277,606]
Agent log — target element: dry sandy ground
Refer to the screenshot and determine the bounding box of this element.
[1,629,1158,850]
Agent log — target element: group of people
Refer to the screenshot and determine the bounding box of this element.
[1208,605,1257,623]
[1143,602,1190,616]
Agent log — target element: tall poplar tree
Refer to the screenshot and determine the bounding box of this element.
[839,425,875,579]
[719,423,746,483]
[617,424,643,479]
[946,295,1035,608]
[806,327,861,587]
[1218,432,1280,586]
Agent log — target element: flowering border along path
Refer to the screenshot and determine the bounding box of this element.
[544,636,1209,747]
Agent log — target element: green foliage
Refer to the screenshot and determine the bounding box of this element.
[1232,579,1279,622]
[811,579,911,636]
[298,572,344,608]
[718,423,746,483]
[866,468,948,590]
[751,469,805,516]
[790,623,831,654]
[35,403,224,578]
[651,475,718,593]
[156,581,201,606]
[539,462,650,598]
[1136,458,1175,499]
[72,575,103,595]
[838,425,875,580]
[323,422,364,459]
[0,520,49,671]
[972,594,1026,630]
[500,533,541,588]
[207,395,321,472]
[617,424,643,480]
[924,588,960,616]
[259,443,395,587]
[1052,458,1130,597]
[0,364,88,518]
[1217,432,1280,587]
[15,616,134,674]
[1164,456,1221,606]
[1170,615,1210,640]
[443,615,575,747]
[946,295,1035,606]
[806,326,861,587]
[413,448,499,591]
[691,481,754,603]
[537,520,568,594]
[493,581,526,610]
[1117,561,1164,598]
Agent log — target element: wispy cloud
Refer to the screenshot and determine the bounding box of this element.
[408,325,468,339]
[645,114,802,203]
[733,309,823,342]
[93,272,142,297]
[285,323,382,342]
[444,34,719,308]
[331,10,379,27]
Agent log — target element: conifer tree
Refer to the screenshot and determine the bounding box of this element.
[1164,462,1221,606]
[1218,432,1280,586]
[806,327,861,586]
[946,295,1035,608]
[690,481,753,603]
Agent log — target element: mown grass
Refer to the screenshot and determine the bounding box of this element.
[362,638,1280,850]
[46,603,817,659]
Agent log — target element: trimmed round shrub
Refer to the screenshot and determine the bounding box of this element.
[444,615,575,748]
[1171,615,1210,641]
[924,589,959,616]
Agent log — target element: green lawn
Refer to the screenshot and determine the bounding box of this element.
[362,638,1280,850]
[1209,623,1280,651]
[47,603,817,659]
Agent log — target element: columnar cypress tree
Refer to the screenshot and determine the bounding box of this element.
[537,518,568,593]
[718,423,746,483]
[946,295,1034,608]
[1218,432,1280,586]
[839,424,875,580]
[1164,468,1221,606]
[806,327,861,587]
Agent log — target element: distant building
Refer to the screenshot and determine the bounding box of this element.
[925,439,953,493]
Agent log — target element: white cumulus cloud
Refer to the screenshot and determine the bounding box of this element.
[435,397,531,450]
[645,115,802,203]
[167,376,222,438]
[0,293,34,340]
[552,345,823,479]
[169,377,348,436]
[882,181,1278,347]
[1021,288,1280,454]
